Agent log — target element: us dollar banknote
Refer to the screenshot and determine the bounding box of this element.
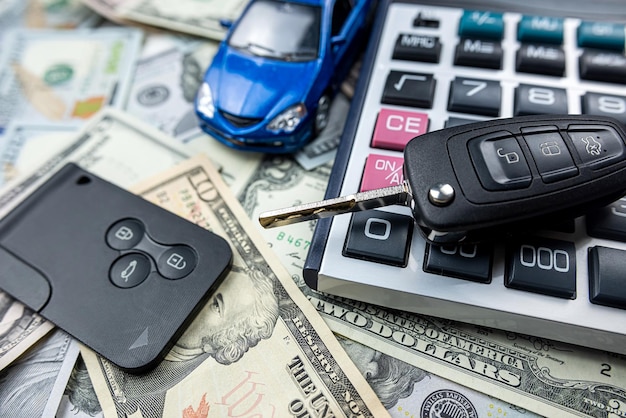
[0,122,78,187]
[116,0,248,40]
[125,42,217,142]
[0,291,54,372]
[80,154,389,418]
[337,335,542,418]
[238,156,626,418]
[0,27,143,132]
[0,329,79,416]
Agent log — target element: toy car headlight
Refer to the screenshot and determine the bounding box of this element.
[196,82,215,118]
[267,104,307,133]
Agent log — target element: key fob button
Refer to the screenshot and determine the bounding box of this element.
[106,219,145,250]
[158,245,197,279]
[522,127,577,183]
[468,132,532,190]
[568,125,626,169]
[110,253,151,288]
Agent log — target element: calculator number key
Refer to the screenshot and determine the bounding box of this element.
[505,238,576,299]
[448,77,501,117]
[343,210,413,267]
[514,84,568,116]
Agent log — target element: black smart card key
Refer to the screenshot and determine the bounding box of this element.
[259,115,626,243]
[0,163,232,373]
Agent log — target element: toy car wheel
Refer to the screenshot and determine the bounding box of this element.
[314,94,331,135]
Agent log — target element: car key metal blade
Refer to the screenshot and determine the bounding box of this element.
[259,182,411,228]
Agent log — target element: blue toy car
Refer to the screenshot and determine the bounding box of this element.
[195,0,374,153]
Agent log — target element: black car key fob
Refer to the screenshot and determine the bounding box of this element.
[0,163,232,373]
[259,115,626,243]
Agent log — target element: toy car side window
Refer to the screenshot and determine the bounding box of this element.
[331,0,352,36]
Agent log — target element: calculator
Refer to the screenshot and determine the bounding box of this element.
[304,0,626,354]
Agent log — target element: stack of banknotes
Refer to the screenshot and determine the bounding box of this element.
[0,1,624,417]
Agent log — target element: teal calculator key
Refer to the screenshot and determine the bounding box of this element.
[518,15,564,44]
[578,21,625,51]
[458,10,504,40]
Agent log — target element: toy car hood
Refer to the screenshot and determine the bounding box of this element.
[209,48,319,118]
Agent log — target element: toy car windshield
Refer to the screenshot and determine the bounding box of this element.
[227,0,321,62]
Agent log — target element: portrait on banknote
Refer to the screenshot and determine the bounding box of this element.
[92,264,279,418]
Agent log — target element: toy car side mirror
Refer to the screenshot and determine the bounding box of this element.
[219,19,233,29]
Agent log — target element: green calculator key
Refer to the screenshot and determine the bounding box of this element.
[578,21,626,51]
[458,10,504,40]
[517,15,564,44]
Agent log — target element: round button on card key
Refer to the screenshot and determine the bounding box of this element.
[157,246,197,279]
[106,219,144,250]
[110,253,151,288]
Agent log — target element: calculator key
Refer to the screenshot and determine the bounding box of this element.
[458,10,504,40]
[516,44,565,76]
[517,16,564,44]
[577,21,626,52]
[586,196,626,242]
[454,39,503,69]
[372,108,428,151]
[505,237,576,299]
[382,71,436,108]
[447,77,501,117]
[589,246,626,309]
[582,93,626,126]
[514,84,568,116]
[521,126,577,183]
[468,131,532,191]
[579,50,626,83]
[567,124,626,169]
[393,34,441,63]
[343,210,413,267]
[360,154,405,191]
[445,117,482,128]
[424,242,492,283]
[413,12,439,29]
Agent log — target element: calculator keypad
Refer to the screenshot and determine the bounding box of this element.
[311,2,626,354]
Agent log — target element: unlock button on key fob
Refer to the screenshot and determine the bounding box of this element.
[468,131,532,190]
[158,246,197,279]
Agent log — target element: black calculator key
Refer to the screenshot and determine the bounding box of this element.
[586,197,626,242]
[505,237,576,299]
[343,210,413,267]
[521,126,577,183]
[110,253,151,288]
[582,92,626,126]
[454,39,503,69]
[445,117,481,128]
[106,219,144,250]
[157,245,197,279]
[393,34,441,63]
[516,44,565,76]
[382,71,435,109]
[589,246,626,309]
[579,50,626,84]
[514,84,568,116]
[424,242,492,283]
[448,77,501,117]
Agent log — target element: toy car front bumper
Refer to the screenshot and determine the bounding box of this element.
[198,119,313,154]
